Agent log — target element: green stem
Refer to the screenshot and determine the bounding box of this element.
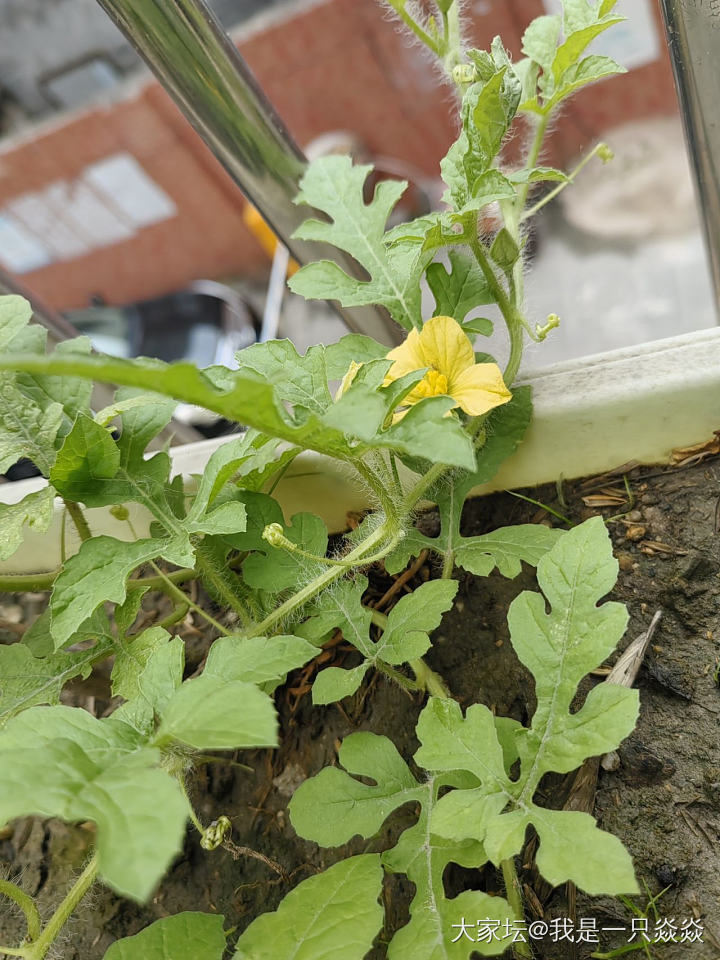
[354,455,400,522]
[440,549,455,579]
[509,111,551,312]
[194,540,254,627]
[467,234,526,384]
[0,880,41,943]
[409,657,451,698]
[62,500,91,542]
[148,561,226,634]
[245,520,397,638]
[0,567,197,595]
[441,2,464,78]
[501,858,532,960]
[24,855,98,960]
[390,3,440,54]
[370,609,451,697]
[522,142,608,222]
[177,777,204,834]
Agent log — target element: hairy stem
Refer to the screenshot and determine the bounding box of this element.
[467,234,526,384]
[501,858,532,960]
[149,561,227,634]
[0,879,41,943]
[24,855,98,960]
[62,499,91,543]
[522,141,609,221]
[0,566,197,595]
[388,2,440,54]
[409,658,451,698]
[194,539,255,627]
[245,519,398,638]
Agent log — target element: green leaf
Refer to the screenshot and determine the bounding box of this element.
[233,855,384,960]
[507,166,569,184]
[0,350,474,471]
[130,635,184,718]
[103,912,226,960]
[324,335,389,377]
[290,733,513,958]
[50,536,161,649]
[426,251,494,323]
[550,55,625,107]
[229,496,328,595]
[0,377,63,476]
[299,578,456,704]
[50,399,175,518]
[49,414,120,502]
[204,634,317,687]
[384,396,475,470]
[489,228,520,275]
[0,706,188,901]
[288,155,430,330]
[454,524,564,577]
[374,579,458,665]
[441,69,521,211]
[0,295,32,344]
[156,674,277,750]
[111,626,172,701]
[290,733,422,845]
[423,518,639,896]
[312,664,369,705]
[521,14,561,77]
[552,17,624,82]
[236,339,333,415]
[508,516,636,779]
[0,486,55,562]
[0,638,113,727]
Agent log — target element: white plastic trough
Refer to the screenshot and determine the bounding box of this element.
[2,326,719,576]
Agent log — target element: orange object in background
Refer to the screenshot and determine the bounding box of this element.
[242,203,299,276]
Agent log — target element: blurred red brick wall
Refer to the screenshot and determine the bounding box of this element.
[0,0,678,311]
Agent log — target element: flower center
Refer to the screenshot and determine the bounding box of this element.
[423,368,449,397]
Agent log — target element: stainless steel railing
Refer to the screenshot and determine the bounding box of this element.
[95,0,401,344]
[659,0,720,315]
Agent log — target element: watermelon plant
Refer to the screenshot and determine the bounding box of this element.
[0,2,637,957]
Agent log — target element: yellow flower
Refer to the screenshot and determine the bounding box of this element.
[384,315,511,417]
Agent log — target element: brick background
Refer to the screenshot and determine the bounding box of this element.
[0,0,679,311]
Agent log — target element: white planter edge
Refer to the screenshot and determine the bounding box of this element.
[2,326,719,576]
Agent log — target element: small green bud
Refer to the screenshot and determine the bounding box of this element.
[262,522,290,549]
[200,815,232,851]
[452,63,477,86]
[109,505,130,521]
[536,314,560,341]
[597,142,614,164]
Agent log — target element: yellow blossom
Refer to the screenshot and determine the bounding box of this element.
[384,315,511,417]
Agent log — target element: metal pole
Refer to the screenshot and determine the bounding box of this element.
[94,0,401,344]
[659,0,720,315]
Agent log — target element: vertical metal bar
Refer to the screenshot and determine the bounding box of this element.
[94,0,401,344]
[659,0,720,315]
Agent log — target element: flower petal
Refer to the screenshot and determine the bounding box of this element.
[451,363,512,416]
[419,315,475,382]
[384,327,427,381]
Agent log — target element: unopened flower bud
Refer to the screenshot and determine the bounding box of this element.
[262,522,288,548]
[110,505,130,521]
[597,142,614,164]
[453,63,477,86]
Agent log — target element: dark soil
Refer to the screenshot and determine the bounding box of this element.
[1,458,719,959]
